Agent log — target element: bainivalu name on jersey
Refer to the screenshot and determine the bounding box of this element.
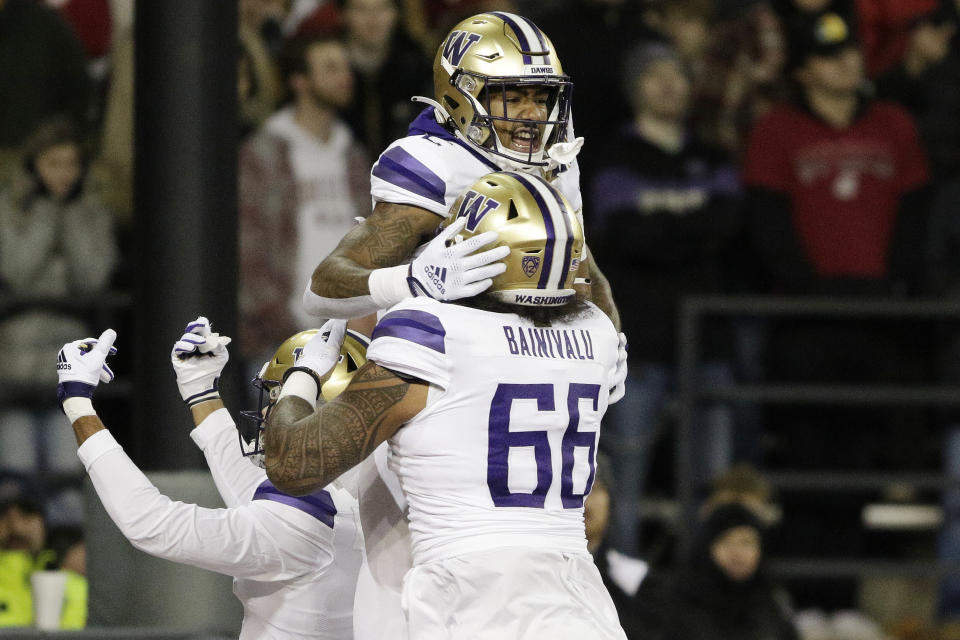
[502,325,595,360]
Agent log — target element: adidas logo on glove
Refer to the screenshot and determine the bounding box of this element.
[56,351,71,371]
[423,265,448,295]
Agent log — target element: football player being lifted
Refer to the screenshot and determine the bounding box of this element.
[303,11,620,333]
[266,171,629,640]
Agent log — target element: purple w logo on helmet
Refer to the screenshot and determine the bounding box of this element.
[443,31,482,66]
[455,190,500,231]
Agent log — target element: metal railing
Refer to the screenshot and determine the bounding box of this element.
[676,295,960,577]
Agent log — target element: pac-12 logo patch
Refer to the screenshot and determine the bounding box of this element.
[522,256,541,277]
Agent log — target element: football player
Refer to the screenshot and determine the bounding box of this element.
[302,11,620,333]
[265,172,629,639]
[54,318,367,639]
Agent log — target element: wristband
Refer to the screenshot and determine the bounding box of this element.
[278,369,320,407]
[368,264,413,308]
[186,390,221,408]
[184,377,221,408]
[63,397,96,424]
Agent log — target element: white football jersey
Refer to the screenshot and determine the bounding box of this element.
[370,107,582,219]
[366,297,618,565]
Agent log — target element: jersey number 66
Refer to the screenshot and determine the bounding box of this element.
[487,382,600,509]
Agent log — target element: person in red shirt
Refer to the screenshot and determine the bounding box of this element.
[744,11,930,296]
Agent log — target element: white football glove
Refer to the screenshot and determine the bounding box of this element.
[56,329,118,406]
[608,332,628,405]
[407,217,510,300]
[288,319,347,382]
[171,316,232,406]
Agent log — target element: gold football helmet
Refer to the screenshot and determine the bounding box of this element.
[442,171,584,306]
[239,328,369,464]
[426,12,572,169]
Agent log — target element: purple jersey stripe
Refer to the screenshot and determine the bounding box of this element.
[490,12,533,65]
[373,309,446,353]
[373,147,446,204]
[511,174,558,289]
[252,480,336,528]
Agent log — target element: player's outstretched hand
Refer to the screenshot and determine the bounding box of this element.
[56,329,118,406]
[171,316,231,406]
[608,332,628,405]
[408,217,510,301]
[289,319,347,382]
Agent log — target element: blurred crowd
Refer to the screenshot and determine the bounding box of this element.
[2,0,960,636]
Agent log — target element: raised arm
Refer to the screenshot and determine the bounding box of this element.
[171,317,265,506]
[304,202,508,319]
[55,331,331,581]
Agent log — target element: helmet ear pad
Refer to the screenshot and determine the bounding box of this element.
[443,171,584,307]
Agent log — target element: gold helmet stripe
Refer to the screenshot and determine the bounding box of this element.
[507,172,575,291]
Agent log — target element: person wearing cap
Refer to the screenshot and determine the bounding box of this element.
[635,503,799,640]
[745,10,930,299]
[589,40,742,563]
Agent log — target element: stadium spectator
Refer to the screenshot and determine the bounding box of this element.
[702,463,777,525]
[875,4,956,114]
[876,2,960,183]
[340,0,432,158]
[239,34,370,366]
[589,41,742,561]
[0,0,91,178]
[744,10,930,298]
[692,0,789,156]
[635,502,800,640]
[0,117,118,521]
[0,496,47,628]
[855,0,946,77]
[0,495,83,629]
[43,525,86,629]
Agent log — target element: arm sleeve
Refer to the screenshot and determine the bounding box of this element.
[189,408,267,507]
[78,430,332,580]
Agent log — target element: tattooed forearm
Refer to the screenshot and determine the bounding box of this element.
[264,362,412,496]
[312,203,440,298]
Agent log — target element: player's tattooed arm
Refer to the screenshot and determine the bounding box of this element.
[263,361,428,496]
[582,243,621,331]
[310,202,444,298]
